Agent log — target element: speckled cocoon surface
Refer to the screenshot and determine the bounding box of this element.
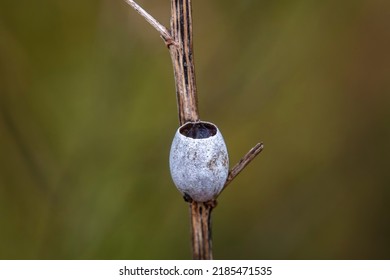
[169,121,229,202]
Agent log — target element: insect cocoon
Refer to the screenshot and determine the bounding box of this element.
[169,121,229,202]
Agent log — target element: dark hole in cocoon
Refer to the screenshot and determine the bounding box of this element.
[180,122,217,139]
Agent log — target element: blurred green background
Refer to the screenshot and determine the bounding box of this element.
[1,0,389,259]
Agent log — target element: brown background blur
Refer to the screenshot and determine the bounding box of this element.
[1,0,389,259]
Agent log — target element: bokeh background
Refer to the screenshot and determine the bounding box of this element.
[1,0,389,259]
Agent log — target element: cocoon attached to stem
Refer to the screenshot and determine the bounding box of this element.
[125,0,263,259]
[169,121,229,202]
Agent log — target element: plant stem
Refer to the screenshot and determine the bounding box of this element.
[168,0,211,259]
[169,0,199,125]
[190,201,215,260]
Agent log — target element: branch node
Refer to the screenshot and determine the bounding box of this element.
[163,36,180,49]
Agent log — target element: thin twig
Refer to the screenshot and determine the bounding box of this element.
[222,143,264,191]
[123,0,174,43]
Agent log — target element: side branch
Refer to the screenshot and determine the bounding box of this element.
[123,0,174,43]
[222,143,264,191]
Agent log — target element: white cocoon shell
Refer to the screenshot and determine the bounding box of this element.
[169,121,229,202]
